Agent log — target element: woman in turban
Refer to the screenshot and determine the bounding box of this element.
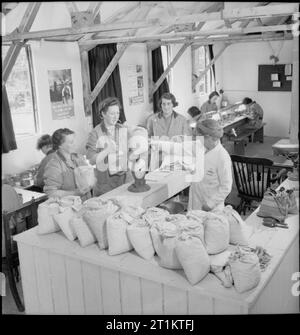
[188,119,233,211]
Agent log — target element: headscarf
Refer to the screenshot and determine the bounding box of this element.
[196,119,224,139]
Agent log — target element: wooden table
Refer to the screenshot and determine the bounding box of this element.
[14,187,47,207]
[13,178,299,314]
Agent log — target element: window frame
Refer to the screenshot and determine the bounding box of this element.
[193,45,215,95]
[2,44,39,138]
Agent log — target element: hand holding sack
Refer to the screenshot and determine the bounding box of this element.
[229,247,261,293]
[212,205,249,246]
[74,166,96,194]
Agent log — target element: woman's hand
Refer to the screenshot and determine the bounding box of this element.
[105,139,117,154]
[202,203,212,212]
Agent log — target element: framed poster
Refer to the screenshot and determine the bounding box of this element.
[48,68,75,120]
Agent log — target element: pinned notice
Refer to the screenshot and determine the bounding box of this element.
[272,81,281,88]
[285,64,292,76]
[286,76,292,81]
[271,73,279,81]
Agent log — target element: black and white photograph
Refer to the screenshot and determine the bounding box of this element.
[1,1,299,321]
[48,68,74,120]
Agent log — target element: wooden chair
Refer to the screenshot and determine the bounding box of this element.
[230,155,287,215]
[2,197,46,312]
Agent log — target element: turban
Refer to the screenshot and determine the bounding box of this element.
[196,119,224,139]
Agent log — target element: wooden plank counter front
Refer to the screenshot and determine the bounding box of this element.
[14,177,299,314]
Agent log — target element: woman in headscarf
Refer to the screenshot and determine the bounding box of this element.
[242,97,264,130]
[188,119,232,211]
[43,128,91,201]
[85,97,128,196]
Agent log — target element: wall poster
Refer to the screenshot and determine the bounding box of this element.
[48,68,74,120]
[127,64,144,105]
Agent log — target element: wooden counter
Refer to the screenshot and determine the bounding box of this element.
[14,178,299,314]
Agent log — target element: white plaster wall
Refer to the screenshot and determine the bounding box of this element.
[220,40,293,138]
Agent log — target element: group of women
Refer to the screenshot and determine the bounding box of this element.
[35,91,263,212]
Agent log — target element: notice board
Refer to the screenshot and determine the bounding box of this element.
[258,64,293,92]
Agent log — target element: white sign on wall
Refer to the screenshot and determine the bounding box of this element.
[127,64,144,105]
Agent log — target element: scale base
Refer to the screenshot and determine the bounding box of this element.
[287,169,299,181]
[127,181,151,193]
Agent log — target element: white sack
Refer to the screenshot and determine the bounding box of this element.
[127,219,155,260]
[53,207,77,241]
[107,212,133,256]
[175,233,210,285]
[71,217,96,247]
[213,205,249,246]
[37,199,60,234]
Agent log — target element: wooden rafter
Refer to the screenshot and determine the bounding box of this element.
[192,43,229,90]
[79,48,92,116]
[151,41,192,96]
[170,32,293,46]
[79,24,294,46]
[147,45,154,102]
[239,19,252,28]
[3,3,298,42]
[2,2,41,83]
[65,2,79,15]
[79,2,141,43]
[89,43,128,104]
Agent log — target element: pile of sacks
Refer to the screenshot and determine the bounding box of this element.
[37,198,263,293]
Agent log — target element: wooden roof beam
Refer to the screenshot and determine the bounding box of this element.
[2,2,41,83]
[3,3,298,42]
[79,24,294,46]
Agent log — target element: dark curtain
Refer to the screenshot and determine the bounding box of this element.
[2,85,17,153]
[88,44,125,127]
[208,45,216,91]
[152,47,170,113]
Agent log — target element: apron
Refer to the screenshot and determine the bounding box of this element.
[93,122,127,197]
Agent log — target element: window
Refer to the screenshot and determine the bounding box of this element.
[161,45,172,90]
[193,45,215,95]
[2,45,38,137]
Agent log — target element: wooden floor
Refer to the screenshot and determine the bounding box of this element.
[1,136,285,314]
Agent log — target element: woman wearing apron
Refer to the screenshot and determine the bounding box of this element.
[43,128,91,201]
[86,97,128,197]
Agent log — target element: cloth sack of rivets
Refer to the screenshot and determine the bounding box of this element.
[37,198,61,234]
[188,210,230,254]
[53,207,77,241]
[71,216,95,247]
[229,247,261,293]
[127,218,155,260]
[257,188,289,221]
[106,211,133,255]
[213,205,249,246]
[59,195,82,209]
[175,230,210,285]
[150,220,182,269]
[209,250,233,288]
[142,207,169,226]
[74,165,97,194]
[83,199,120,249]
